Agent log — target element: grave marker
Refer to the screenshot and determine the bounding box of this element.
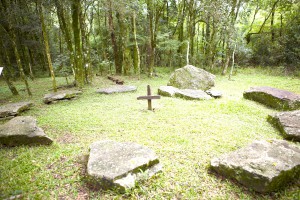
[0,67,3,76]
[137,85,160,110]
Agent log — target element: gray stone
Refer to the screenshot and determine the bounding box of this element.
[96,85,137,94]
[87,140,162,192]
[168,65,215,90]
[158,86,179,97]
[243,86,300,110]
[0,102,33,119]
[175,89,212,100]
[0,116,53,146]
[206,89,223,98]
[210,140,300,193]
[268,110,300,142]
[43,90,82,104]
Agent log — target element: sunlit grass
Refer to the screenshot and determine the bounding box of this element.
[0,68,300,199]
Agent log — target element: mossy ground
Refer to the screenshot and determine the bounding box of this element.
[0,68,299,199]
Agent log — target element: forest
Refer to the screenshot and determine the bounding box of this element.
[0,0,299,94]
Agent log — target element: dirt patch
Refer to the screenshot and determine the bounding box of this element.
[56,133,77,144]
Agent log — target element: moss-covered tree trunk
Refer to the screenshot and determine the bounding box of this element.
[107,0,122,75]
[72,0,84,87]
[146,0,155,77]
[132,12,140,78]
[55,0,75,76]
[38,1,57,92]
[2,69,19,95]
[79,4,92,83]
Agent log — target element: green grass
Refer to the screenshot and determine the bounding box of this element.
[0,68,300,199]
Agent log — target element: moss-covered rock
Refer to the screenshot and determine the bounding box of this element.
[87,140,162,192]
[0,102,33,119]
[0,116,53,147]
[243,86,300,110]
[168,65,215,90]
[268,110,300,142]
[43,90,82,104]
[96,85,137,94]
[210,140,300,193]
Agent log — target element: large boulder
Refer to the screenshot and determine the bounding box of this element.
[268,110,300,142]
[43,90,82,104]
[168,65,215,90]
[0,116,53,146]
[96,85,137,94]
[87,140,162,192]
[0,102,33,119]
[243,86,300,110]
[210,140,300,193]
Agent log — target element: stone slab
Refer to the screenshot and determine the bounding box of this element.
[0,116,53,146]
[268,110,300,142]
[87,140,162,191]
[96,85,137,94]
[43,90,82,104]
[206,89,223,98]
[243,86,300,110]
[175,89,212,100]
[0,102,33,119]
[158,86,179,97]
[210,140,300,193]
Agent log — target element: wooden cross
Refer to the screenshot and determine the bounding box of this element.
[137,85,160,110]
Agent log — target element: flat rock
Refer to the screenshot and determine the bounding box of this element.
[268,110,300,142]
[210,140,300,193]
[243,86,300,110]
[96,85,137,94]
[158,86,179,97]
[206,89,223,98]
[168,65,215,90]
[0,116,53,146]
[43,90,82,104]
[87,140,162,191]
[175,89,212,100]
[0,102,33,119]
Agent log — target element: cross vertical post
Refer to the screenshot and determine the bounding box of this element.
[147,85,152,110]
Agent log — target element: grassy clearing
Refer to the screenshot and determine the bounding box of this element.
[0,68,300,199]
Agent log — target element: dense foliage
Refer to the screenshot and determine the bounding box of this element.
[0,0,299,94]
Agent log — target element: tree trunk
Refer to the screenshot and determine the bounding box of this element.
[271,7,275,42]
[38,1,57,92]
[79,3,92,83]
[72,0,84,87]
[11,31,32,96]
[132,12,140,78]
[107,0,122,74]
[55,0,75,76]
[146,0,155,77]
[2,69,19,95]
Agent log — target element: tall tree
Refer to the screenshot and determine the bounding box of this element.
[37,0,57,92]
